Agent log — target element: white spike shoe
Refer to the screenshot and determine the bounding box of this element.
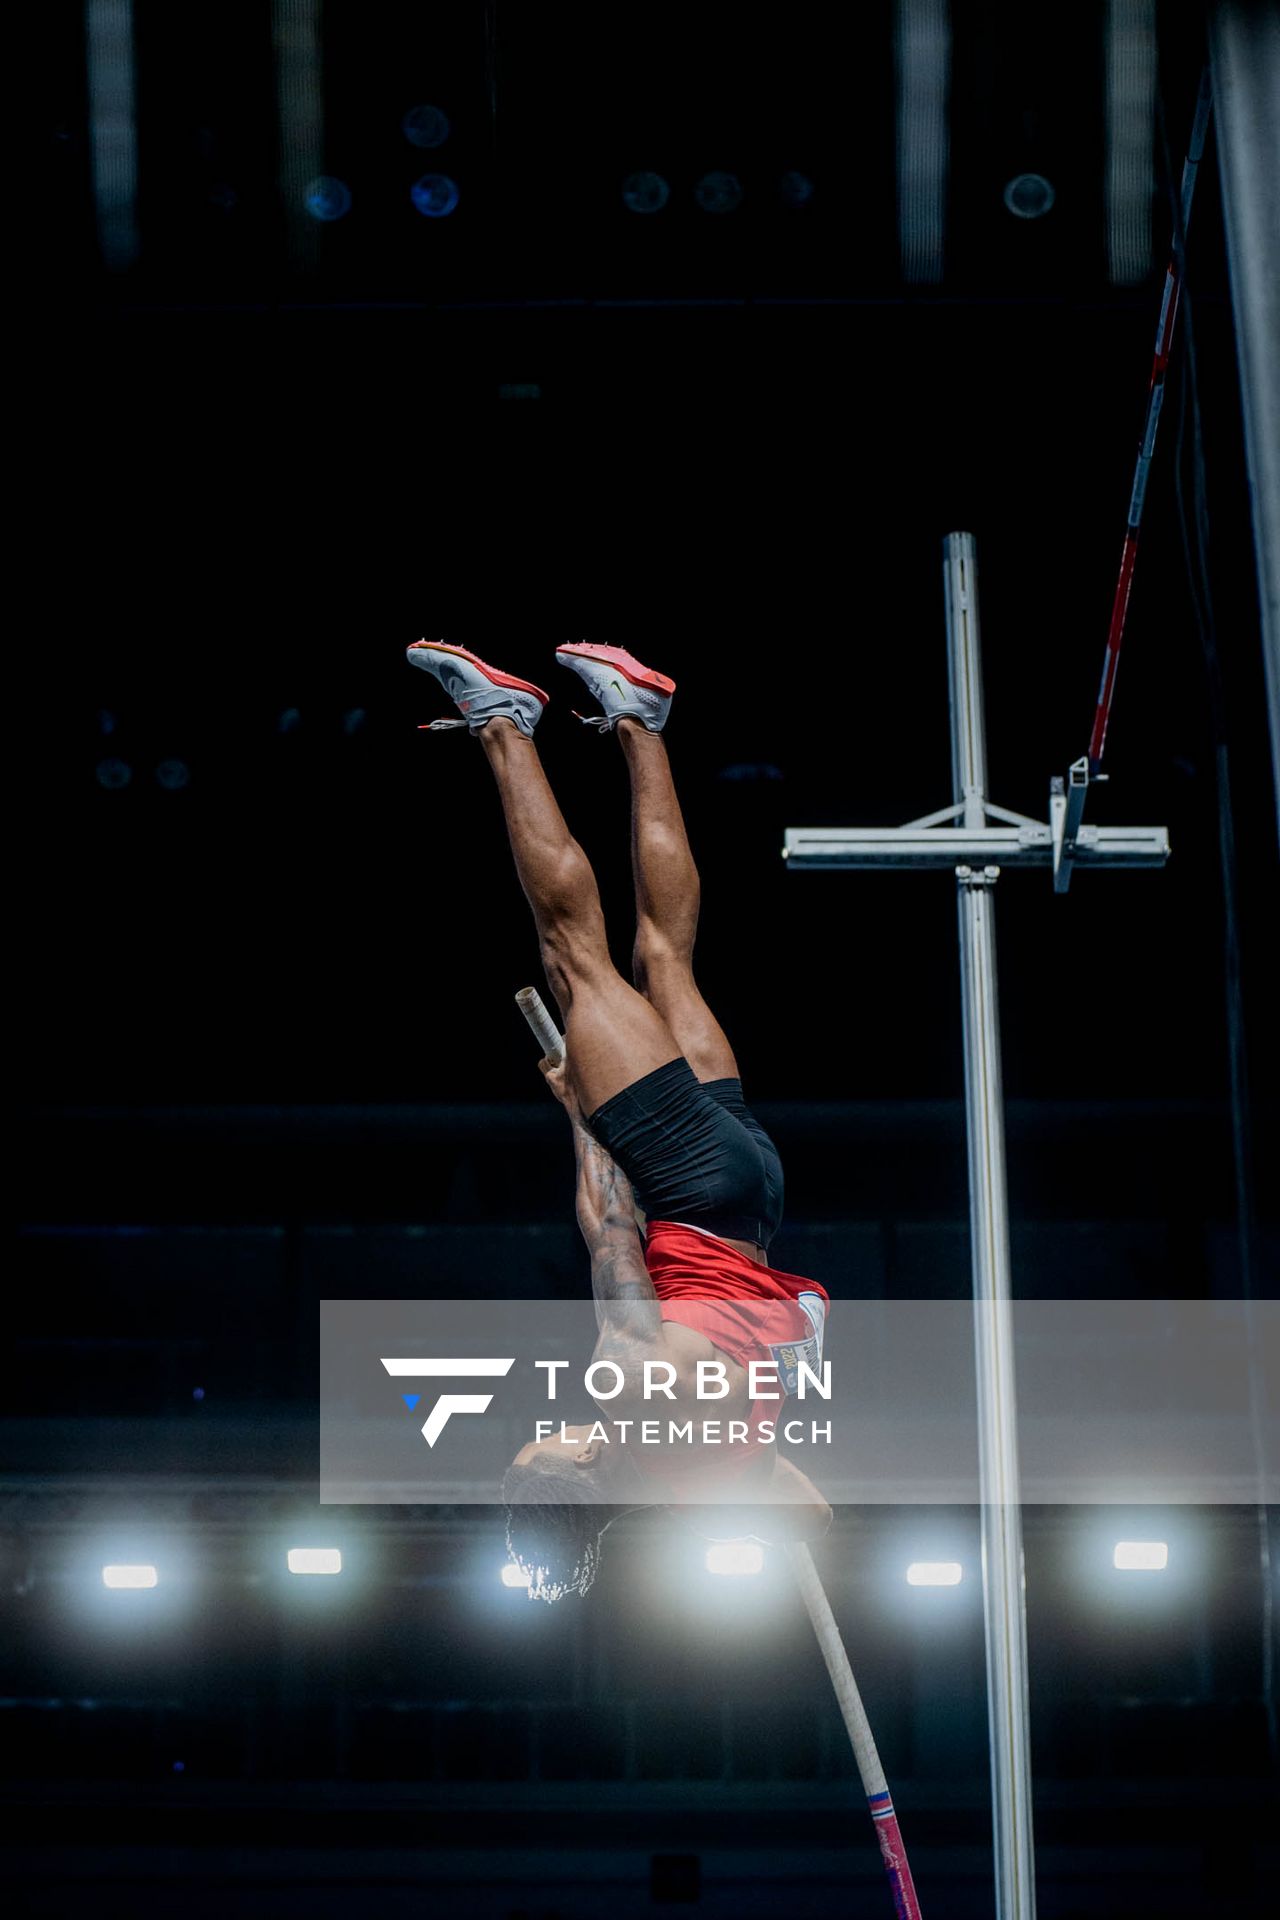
[554,643,676,733]
[407,641,549,737]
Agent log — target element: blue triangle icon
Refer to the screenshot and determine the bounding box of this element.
[401,1393,420,1412]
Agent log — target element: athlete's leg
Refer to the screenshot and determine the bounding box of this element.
[478,719,681,1113]
[617,718,740,1083]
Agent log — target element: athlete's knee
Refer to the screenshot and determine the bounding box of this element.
[539,842,602,922]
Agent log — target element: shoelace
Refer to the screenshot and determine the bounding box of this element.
[572,710,660,732]
[420,711,647,733]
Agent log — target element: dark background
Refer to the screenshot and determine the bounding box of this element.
[11,2,1278,1914]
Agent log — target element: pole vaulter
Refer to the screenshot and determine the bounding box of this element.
[408,637,834,1600]
[408,633,909,1904]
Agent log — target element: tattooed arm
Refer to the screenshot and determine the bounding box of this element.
[539,1059,664,1388]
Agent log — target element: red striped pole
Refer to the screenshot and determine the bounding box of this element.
[1088,68,1213,772]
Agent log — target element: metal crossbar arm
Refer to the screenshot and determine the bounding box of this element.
[784,821,1168,871]
[899,799,1056,832]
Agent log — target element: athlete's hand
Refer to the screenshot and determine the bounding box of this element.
[538,1054,580,1118]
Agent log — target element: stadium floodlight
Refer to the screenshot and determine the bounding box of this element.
[1113,1540,1168,1571]
[906,1561,963,1586]
[706,1541,764,1576]
[102,1564,158,1589]
[501,1562,532,1589]
[287,1548,342,1576]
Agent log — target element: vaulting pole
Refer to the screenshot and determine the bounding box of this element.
[790,1543,924,1919]
[945,534,1037,1918]
[515,985,565,1064]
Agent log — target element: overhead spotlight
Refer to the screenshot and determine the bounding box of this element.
[706,1541,764,1577]
[694,171,743,214]
[95,758,132,789]
[1104,0,1156,284]
[1002,173,1055,220]
[779,171,815,208]
[894,0,951,282]
[402,103,450,149]
[303,175,352,223]
[1113,1540,1168,1571]
[621,171,670,214]
[501,1561,532,1589]
[411,173,460,218]
[102,1564,158,1589]
[906,1561,963,1586]
[86,0,139,270]
[287,1547,342,1576]
[155,759,190,790]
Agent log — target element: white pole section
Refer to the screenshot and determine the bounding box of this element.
[789,1543,923,1919]
[944,532,1037,1919]
[515,986,565,1065]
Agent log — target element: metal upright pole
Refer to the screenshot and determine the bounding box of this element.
[1209,1,1280,849]
[943,533,1038,1918]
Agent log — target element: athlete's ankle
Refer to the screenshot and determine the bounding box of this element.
[479,715,533,748]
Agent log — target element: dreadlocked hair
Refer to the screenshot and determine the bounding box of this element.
[502,1454,610,1604]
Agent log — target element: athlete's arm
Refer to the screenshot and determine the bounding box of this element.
[676,1457,833,1546]
[540,1058,666,1385]
[752,1455,833,1542]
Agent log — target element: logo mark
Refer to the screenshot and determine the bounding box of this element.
[381,1357,515,1446]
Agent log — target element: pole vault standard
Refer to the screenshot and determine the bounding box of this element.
[784,532,1170,1920]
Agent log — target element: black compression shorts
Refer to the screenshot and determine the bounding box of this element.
[588,1057,784,1250]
